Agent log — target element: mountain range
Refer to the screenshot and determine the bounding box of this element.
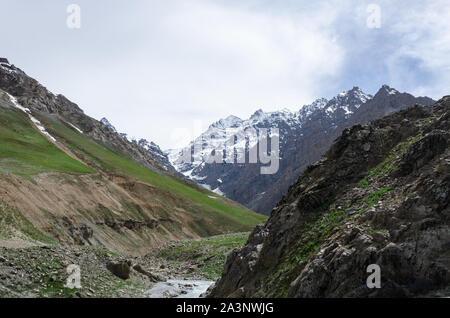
[0,57,447,298]
[168,86,435,215]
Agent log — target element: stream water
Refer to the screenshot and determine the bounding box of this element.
[146,279,214,298]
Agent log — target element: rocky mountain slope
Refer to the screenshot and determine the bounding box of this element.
[99,117,180,176]
[209,97,450,297]
[0,59,266,255]
[0,59,178,177]
[168,86,434,215]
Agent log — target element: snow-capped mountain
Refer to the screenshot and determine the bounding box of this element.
[168,86,434,215]
[168,87,372,189]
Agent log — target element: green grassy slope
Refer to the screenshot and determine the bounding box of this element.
[0,106,94,178]
[0,105,266,235]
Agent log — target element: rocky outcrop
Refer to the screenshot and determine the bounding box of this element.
[209,97,450,298]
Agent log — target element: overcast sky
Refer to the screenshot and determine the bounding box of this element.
[1,0,450,149]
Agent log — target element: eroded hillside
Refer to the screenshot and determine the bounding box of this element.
[0,65,266,255]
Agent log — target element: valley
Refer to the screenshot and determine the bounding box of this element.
[0,233,247,298]
[0,58,448,299]
[0,59,265,298]
[0,62,265,255]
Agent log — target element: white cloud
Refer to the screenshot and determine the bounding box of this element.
[2,0,449,150]
[380,0,450,97]
[126,1,345,148]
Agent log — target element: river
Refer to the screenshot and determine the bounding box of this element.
[146,279,214,298]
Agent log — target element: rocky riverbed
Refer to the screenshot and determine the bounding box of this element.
[0,233,248,298]
[146,280,214,298]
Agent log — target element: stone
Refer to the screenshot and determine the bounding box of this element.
[106,261,131,280]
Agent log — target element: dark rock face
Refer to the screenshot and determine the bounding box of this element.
[171,86,434,215]
[395,131,448,176]
[209,97,450,298]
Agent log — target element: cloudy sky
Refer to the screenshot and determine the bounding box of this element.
[1,0,450,149]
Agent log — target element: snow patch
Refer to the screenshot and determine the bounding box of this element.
[68,122,83,134]
[212,187,224,196]
[6,93,56,142]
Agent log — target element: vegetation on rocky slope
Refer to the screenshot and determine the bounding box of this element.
[0,200,56,245]
[152,233,249,280]
[210,98,450,298]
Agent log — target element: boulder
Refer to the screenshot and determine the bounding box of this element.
[106,261,131,280]
[132,264,164,282]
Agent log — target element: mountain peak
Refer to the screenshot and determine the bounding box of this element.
[224,114,242,122]
[100,117,117,132]
[311,97,329,107]
[298,98,328,117]
[250,108,265,120]
[337,86,370,99]
[210,115,243,129]
[136,138,159,148]
[378,85,400,96]
[323,87,373,117]
[347,86,365,96]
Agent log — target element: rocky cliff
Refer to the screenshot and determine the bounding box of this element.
[209,97,450,297]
